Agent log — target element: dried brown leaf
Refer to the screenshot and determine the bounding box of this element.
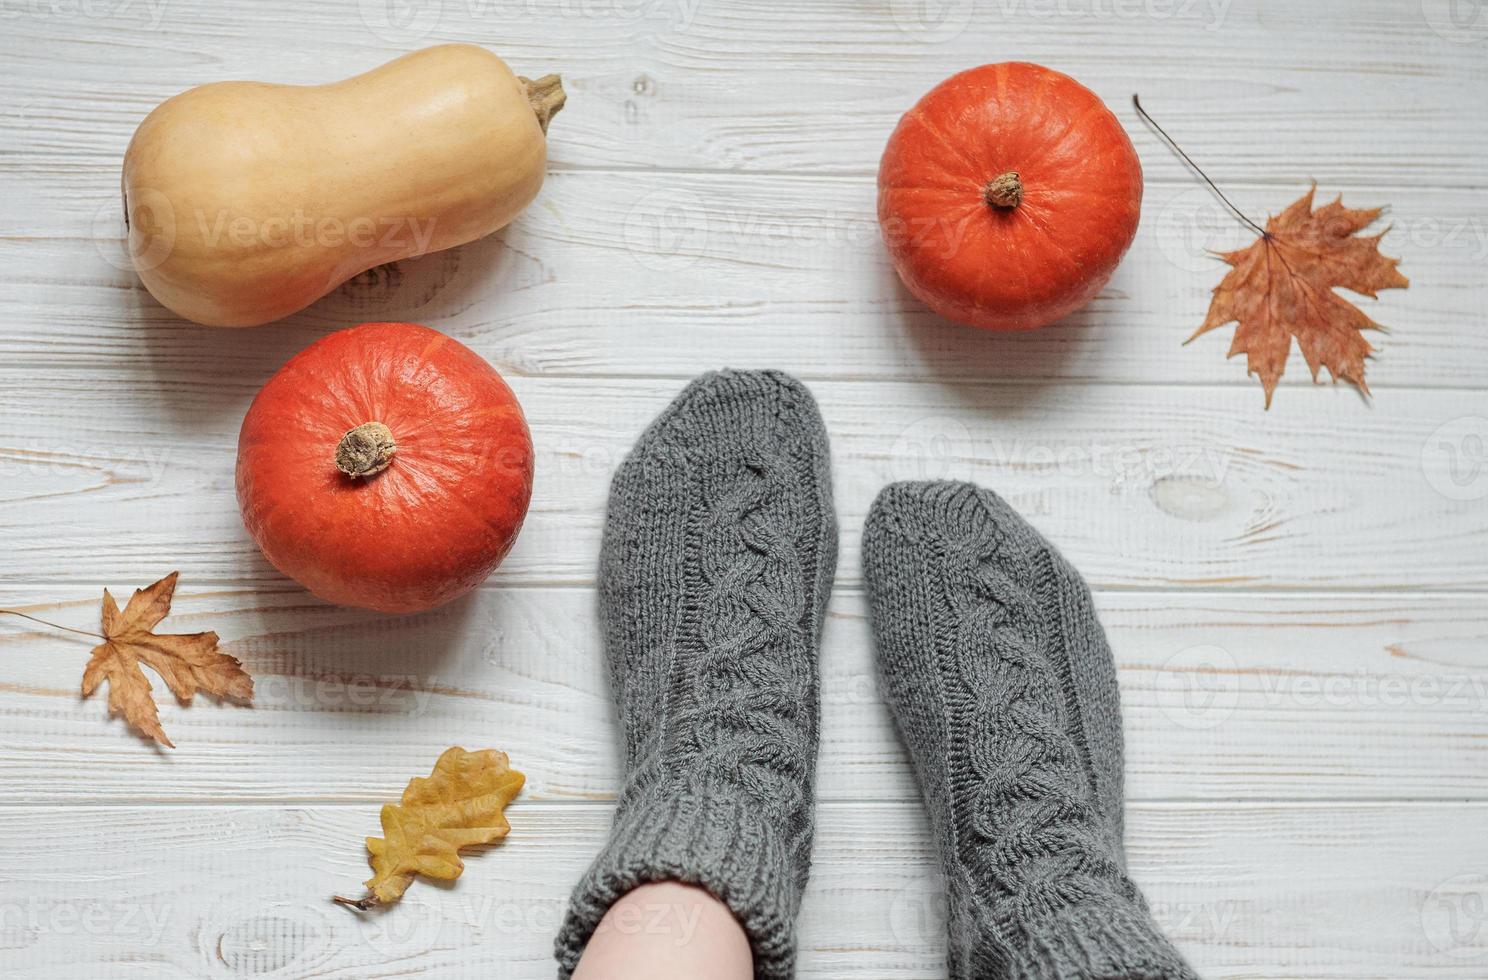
[335,747,525,909]
[81,572,253,747]
[1193,186,1409,406]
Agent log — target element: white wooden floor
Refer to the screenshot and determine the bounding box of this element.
[2,1,1487,977]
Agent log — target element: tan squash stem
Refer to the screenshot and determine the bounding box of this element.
[336,422,397,478]
[984,171,1023,209]
[520,74,566,133]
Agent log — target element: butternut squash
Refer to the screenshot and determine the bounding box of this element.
[121,44,565,327]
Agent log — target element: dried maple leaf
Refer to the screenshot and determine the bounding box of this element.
[335,747,525,910]
[80,572,253,747]
[1192,186,1408,406]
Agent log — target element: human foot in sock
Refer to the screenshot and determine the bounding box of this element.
[863,481,1198,980]
[555,370,838,980]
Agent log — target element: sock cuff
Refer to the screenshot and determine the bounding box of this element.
[555,792,808,979]
[978,899,1199,980]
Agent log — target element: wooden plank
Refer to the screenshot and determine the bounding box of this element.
[0,800,1483,977]
[1,587,1484,804]
[0,375,1482,590]
[1,171,1478,388]
[1,5,1481,980]
[0,0,1484,186]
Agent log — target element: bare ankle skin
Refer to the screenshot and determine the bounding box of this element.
[571,881,752,980]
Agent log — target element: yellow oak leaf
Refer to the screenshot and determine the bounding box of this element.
[81,572,253,748]
[1192,186,1408,407]
[335,747,526,910]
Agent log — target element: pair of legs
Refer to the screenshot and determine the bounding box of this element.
[558,371,1196,979]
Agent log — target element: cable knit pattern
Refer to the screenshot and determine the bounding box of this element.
[864,481,1199,980]
[555,370,837,980]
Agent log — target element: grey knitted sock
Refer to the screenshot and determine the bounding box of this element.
[555,370,838,980]
[863,481,1198,980]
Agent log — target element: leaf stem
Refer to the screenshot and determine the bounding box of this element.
[1131,94,1269,239]
[332,894,379,911]
[0,609,103,641]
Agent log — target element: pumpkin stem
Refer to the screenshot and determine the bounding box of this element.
[520,74,566,134]
[984,172,1023,209]
[336,422,397,478]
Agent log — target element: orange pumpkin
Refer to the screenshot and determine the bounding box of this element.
[236,322,533,613]
[877,62,1143,331]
